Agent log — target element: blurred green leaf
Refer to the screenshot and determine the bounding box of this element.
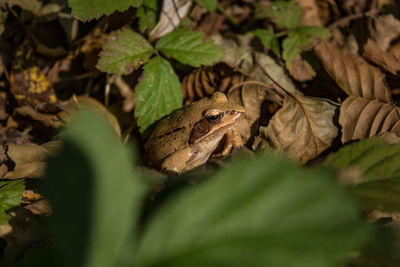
[137,0,159,32]
[324,137,400,182]
[198,0,218,12]
[135,57,182,132]
[283,26,330,67]
[324,137,400,212]
[156,28,223,67]
[252,29,280,55]
[0,180,24,225]
[257,1,301,29]
[68,0,142,20]
[41,110,147,267]
[135,154,370,267]
[97,29,154,75]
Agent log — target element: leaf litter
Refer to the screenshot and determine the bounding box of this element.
[2,0,400,266]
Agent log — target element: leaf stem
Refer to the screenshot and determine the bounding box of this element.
[217,4,238,26]
[274,31,288,38]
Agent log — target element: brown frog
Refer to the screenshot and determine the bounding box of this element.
[144,92,245,174]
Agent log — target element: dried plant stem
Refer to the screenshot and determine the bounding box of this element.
[217,4,239,26]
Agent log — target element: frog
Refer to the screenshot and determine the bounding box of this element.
[144,92,245,174]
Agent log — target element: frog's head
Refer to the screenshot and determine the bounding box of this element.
[189,92,245,144]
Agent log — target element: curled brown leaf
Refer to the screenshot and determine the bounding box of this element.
[339,96,400,143]
[315,41,391,102]
[364,39,400,75]
[253,94,338,163]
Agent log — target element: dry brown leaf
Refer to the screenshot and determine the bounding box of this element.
[287,55,315,82]
[371,14,400,52]
[211,34,301,101]
[10,66,58,107]
[339,96,400,143]
[181,62,246,104]
[388,42,400,66]
[227,84,273,143]
[149,0,192,40]
[253,94,338,163]
[253,52,301,97]
[24,199,52,215]
[3,141,61,179]
[21,190,42,204]
[364,39,400,75]
[295,0,323,26]
[59,96,121,136]
[315,41,391,102]
[13,106,64,129]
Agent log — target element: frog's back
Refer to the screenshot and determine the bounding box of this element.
[144,105,198,167]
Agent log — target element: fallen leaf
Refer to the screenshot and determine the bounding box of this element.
[3,141,61,179]
[253,94,338,163]
[364,39,400,75]
[286,55,316,82]
[387,42,400,69]
[253,52,302,97]
[10,66,58,107]
[339,96,400,143]
[315,41,391,102]
[24,199,52,215]
[227,84,272,143]
[12,106,64,129]
[149,0,193,40]
[295,0,323,26]
[371,14,400,51]
[21,190,42,204]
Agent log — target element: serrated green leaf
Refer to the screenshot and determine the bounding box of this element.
[324,137,400,211]
[41,110,147,267]
[348,177,400,212]
[135,154,371,267]
[137,0,159,32]
[198,0,217,12]
[135,57,182,132]
[324,137,400,182]
[68,0,142,20]
[0,180,24,225]
[283,26,330,67]
[156,28,223,67]
[257,1,301,29]
[96,29,154,75]
[252,29,280,55]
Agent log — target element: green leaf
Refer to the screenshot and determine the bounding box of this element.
[96,29,154,75]
[252,29,280,55]
[0,180,24,225]
[41,110,147,267]
[324,137,400,212]
[68,0,142,20]
[156,28,223,67]
[324,137,400,182]
[198,0,218,12]
[135,154,371,267]
[137,0,159,32]
[257,1,301,29]
[283,26,330,67]
[135,57,182,132]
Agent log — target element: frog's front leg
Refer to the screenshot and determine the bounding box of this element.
[214,130,243,158]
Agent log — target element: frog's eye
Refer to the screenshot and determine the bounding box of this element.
[206,113,222,124]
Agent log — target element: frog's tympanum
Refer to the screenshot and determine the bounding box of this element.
[145,92,245,174]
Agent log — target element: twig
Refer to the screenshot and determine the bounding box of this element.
[329,10,377,30]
